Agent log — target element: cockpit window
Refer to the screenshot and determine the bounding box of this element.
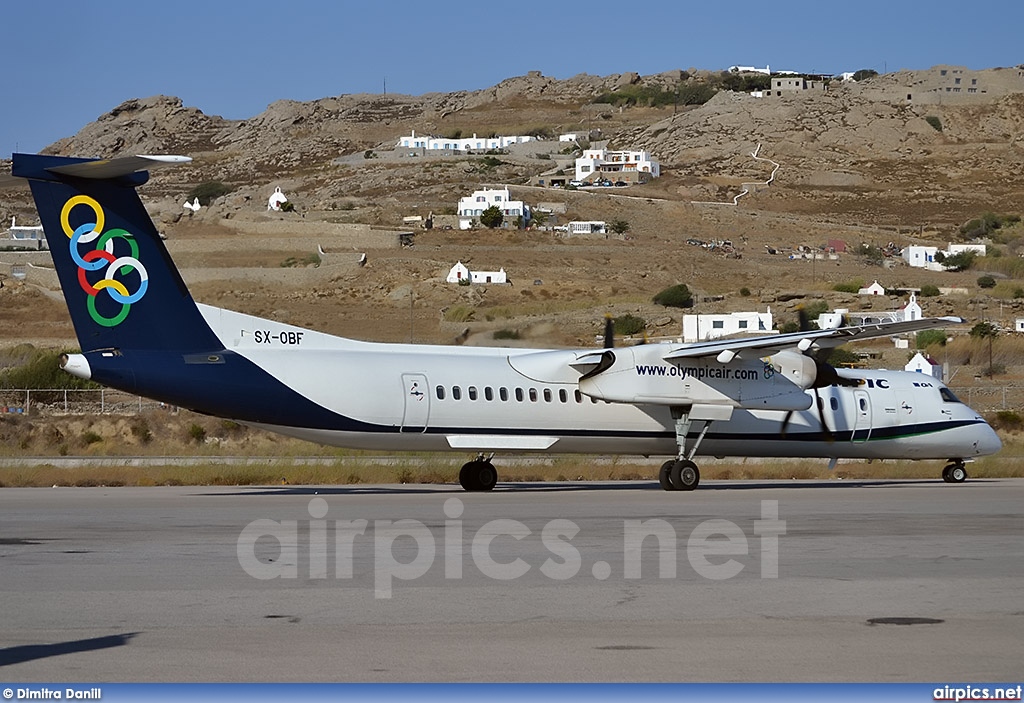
[939,387,960,403]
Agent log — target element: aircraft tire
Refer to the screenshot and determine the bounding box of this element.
[941,465,953,482]
[949,464,967,483]
[669,460,700,491]
[459,460,497,492]
[659,461,676,491]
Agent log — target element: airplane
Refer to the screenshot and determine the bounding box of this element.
[5,153,1002,491]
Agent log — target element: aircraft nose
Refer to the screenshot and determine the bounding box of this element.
[977,422,1003,456]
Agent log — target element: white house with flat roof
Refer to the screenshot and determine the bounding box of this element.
[682,309,775,343]
[457,187,530,229]
[398,130,536,152]
[446,261,507,284]
[575,147,660,183]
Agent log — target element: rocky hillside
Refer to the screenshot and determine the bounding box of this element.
[5,65,1024,355]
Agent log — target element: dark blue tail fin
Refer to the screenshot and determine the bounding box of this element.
[12,153,221,354]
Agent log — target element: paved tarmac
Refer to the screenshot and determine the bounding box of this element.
[1,479,1022,682]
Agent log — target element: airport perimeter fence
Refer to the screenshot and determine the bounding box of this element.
[1,385,1024,417]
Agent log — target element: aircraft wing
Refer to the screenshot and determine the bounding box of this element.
[662,316,963,362]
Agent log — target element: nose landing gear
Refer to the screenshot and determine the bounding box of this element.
[941,460,967,483]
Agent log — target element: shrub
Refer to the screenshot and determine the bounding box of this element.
[977,275,996,289]
[832,280,864,293]
[187,423,207,444]
[130,419,152,444]
[612,314,646,336]
[493,329,521,340]
[0,348,98,390]
[920,284,941,297]
[925,115,942,132]
[187,181,232,206]
[942,250,977,271]
[739,287,751,297]
[80,430,102,446]
[609,219,631,235]
[479,206,503,229]
[916,329,947,348]
[969,321,998,339]
[653,284,693,308]
[992,410,1023,432]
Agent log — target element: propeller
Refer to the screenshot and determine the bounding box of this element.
[603,314,614,349]
[780,305,857,440]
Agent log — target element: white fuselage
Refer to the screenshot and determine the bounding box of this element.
[199,305,1001,461]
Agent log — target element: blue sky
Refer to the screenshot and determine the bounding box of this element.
[3,0,1022,158]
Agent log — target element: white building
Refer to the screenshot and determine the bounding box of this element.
[818,293,923,328]
[858,280,886,295]
[457,187,530,229]
[267,187,289,211]
[902,245,942,271]
[398,130,536,152]
[575,147,660,183]
[682,309,775,343]
[903,243,987,270]
[905,352,944,381]
[728,65,771,75]
[559,133,581,142]
[3,217,47,250]
[1015,318,1024,333]
[446,261,507,284]
[567,221,606,235]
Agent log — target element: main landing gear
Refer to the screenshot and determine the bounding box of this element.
[659,407,713,491]
[459,453,498,492]
[941,460,968,483]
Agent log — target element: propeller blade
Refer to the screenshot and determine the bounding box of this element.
[814,388,834,443]
[603,314,614,349]
[780,410,794,437]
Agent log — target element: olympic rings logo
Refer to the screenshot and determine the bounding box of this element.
[61,195,148,327]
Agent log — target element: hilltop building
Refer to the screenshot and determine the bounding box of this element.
[457,187,530,230]
[682,309,774,343]
[575,147,660,184]
[398,130,536,152]
[446,261,507,284]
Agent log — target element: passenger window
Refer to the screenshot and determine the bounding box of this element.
[468,386,478,401]
[436,385,445,400]
[484,387,493,401]
[830,396,838,411]
[559,389,568,403]
[515,388,524,402]
[574,390,583,403]
[859,398,867,411]
[543,389,552,402]
[499,387,509,402]
[453,386,462,401]
[529,388,538,402]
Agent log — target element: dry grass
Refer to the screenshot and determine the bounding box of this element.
[2,439,1021,488]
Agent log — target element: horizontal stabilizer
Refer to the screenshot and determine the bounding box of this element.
[47,155,191,179]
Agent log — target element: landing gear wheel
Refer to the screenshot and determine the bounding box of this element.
[459,460,497,492]
[659,460,676,491]
[941,465,953,483]
[948,464,967,483]
[669,459,700,491]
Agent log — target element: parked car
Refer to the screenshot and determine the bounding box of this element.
[614,181,627,187]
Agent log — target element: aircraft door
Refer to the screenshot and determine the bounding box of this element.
[852,389,871,443]
[401,373,429,433]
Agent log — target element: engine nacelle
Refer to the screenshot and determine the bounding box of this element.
[768,349,818,390]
